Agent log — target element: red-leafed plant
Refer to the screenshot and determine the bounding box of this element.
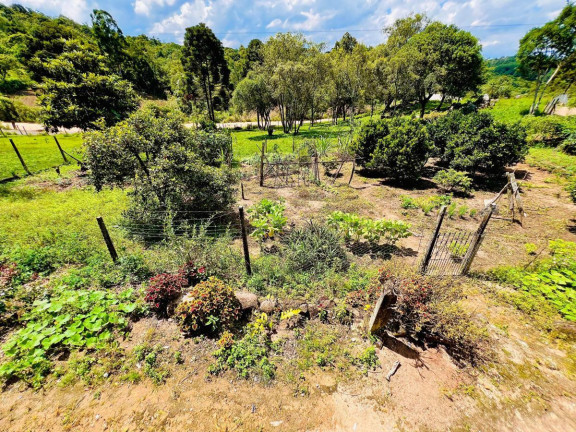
[0,262,19,288]
[175,277,241,335]
[178,261,207,287]
[145,273,186,317]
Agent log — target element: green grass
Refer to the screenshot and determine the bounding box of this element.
[525,147,576,179]
[230,122,353,159]
[487,96,533,124]
[0,170,129,266]
[0,134,83,179]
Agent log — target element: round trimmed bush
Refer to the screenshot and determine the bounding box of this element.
[175,277,241,335]
[145,273,186,317]
[354,117,431,181]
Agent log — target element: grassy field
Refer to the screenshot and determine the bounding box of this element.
[487,96,533,124]
[0,134,83,179]
[231,122,353,159]
[526,146,576,178]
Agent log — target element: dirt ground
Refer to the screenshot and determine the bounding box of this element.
[1,161,575,431]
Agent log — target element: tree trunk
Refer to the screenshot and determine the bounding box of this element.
[530,71,546,115]
[436,94,446,111]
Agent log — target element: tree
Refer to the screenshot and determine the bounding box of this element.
[182,23,230,122]
[84,106,237,231]
[91,9,127,71]
[232,71,274,131]
[518,4,576,114]
[39,40,138,131]
[334,32,358,53]
[0,53,17,82]
[392,22,483,118]
[247,39,263,66]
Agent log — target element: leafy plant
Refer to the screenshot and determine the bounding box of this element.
[0,288,139,387]
[145,273,186,317]
[209,313,276,380]
[175,277,241,335]
[247,199,287,240]
[434,169,472,194]
[449,241,469,260]
[399,195,452,215]
[326,211,411,245]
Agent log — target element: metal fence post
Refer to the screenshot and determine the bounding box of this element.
[238,206,252,276]
[461,204,495,275]
[96,216,118,263]
[419,206,447,274]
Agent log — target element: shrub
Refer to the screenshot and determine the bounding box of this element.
[433,169,472,194]
[559,122,576,155]
[175,277,241,335]
[209,313,276,380]
[178,261,207,286]
[145,273,186,317]
[430,110,528,174]
[282,221,349,274]
[247,199,287,240]
[354,117,431,180]
[327,211,411,245]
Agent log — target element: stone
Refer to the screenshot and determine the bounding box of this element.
[259,299,277,314]
[298,303,309,314]
[368,286,398,334]
[308,304,319,319]
[235,291,259,310]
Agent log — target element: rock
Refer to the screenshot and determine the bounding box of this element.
[235,291,259,310]
[299,303,309,314]
[259,299,277,314]
[270,421,283,427]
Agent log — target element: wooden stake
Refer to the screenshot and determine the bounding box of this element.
[259,140,266,187]
[96,216,118,263]
[238,206,252,276]
[54,136,68,163]
[9,139,31,175]
[419,206,447,275]
[461,204,495,275]
[348,160,356,185]
[241,182,246,200]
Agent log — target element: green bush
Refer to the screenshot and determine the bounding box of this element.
[430,110,528,174]
[567,179,576,204]
[282,221,349,274]
[354,117,431,180]
[521,115,573,146]
[175,277,241,335]
[433,169,472,194]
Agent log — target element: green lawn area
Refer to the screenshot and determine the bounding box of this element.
[0,170,129,265]
[0,134,83,179]
[486,96,533,124]
[230,122,353,159]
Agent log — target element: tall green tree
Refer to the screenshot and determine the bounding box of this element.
[182,23,230,122]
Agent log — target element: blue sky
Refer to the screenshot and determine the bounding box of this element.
[0,0,565,57]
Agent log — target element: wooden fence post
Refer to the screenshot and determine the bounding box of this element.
[259,140,266,187]
[348,160,356,185]
[238,206,252,276]
[9,139,31,175]
[419,206,447,275]
[461,204,495,275]
[241,182,246,200]
[54,136,68,163]
[96,216,118,263]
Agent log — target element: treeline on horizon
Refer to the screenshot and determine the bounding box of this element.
[0,3,574,130]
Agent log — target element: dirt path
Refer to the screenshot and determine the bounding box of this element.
[1,119,334,136]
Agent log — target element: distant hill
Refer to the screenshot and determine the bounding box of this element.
[486,56,521,76]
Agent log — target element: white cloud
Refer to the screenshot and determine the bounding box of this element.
[266,18,282,29]
[133,0,177,16]
[0,0,91,22]
[149,0,212,40]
